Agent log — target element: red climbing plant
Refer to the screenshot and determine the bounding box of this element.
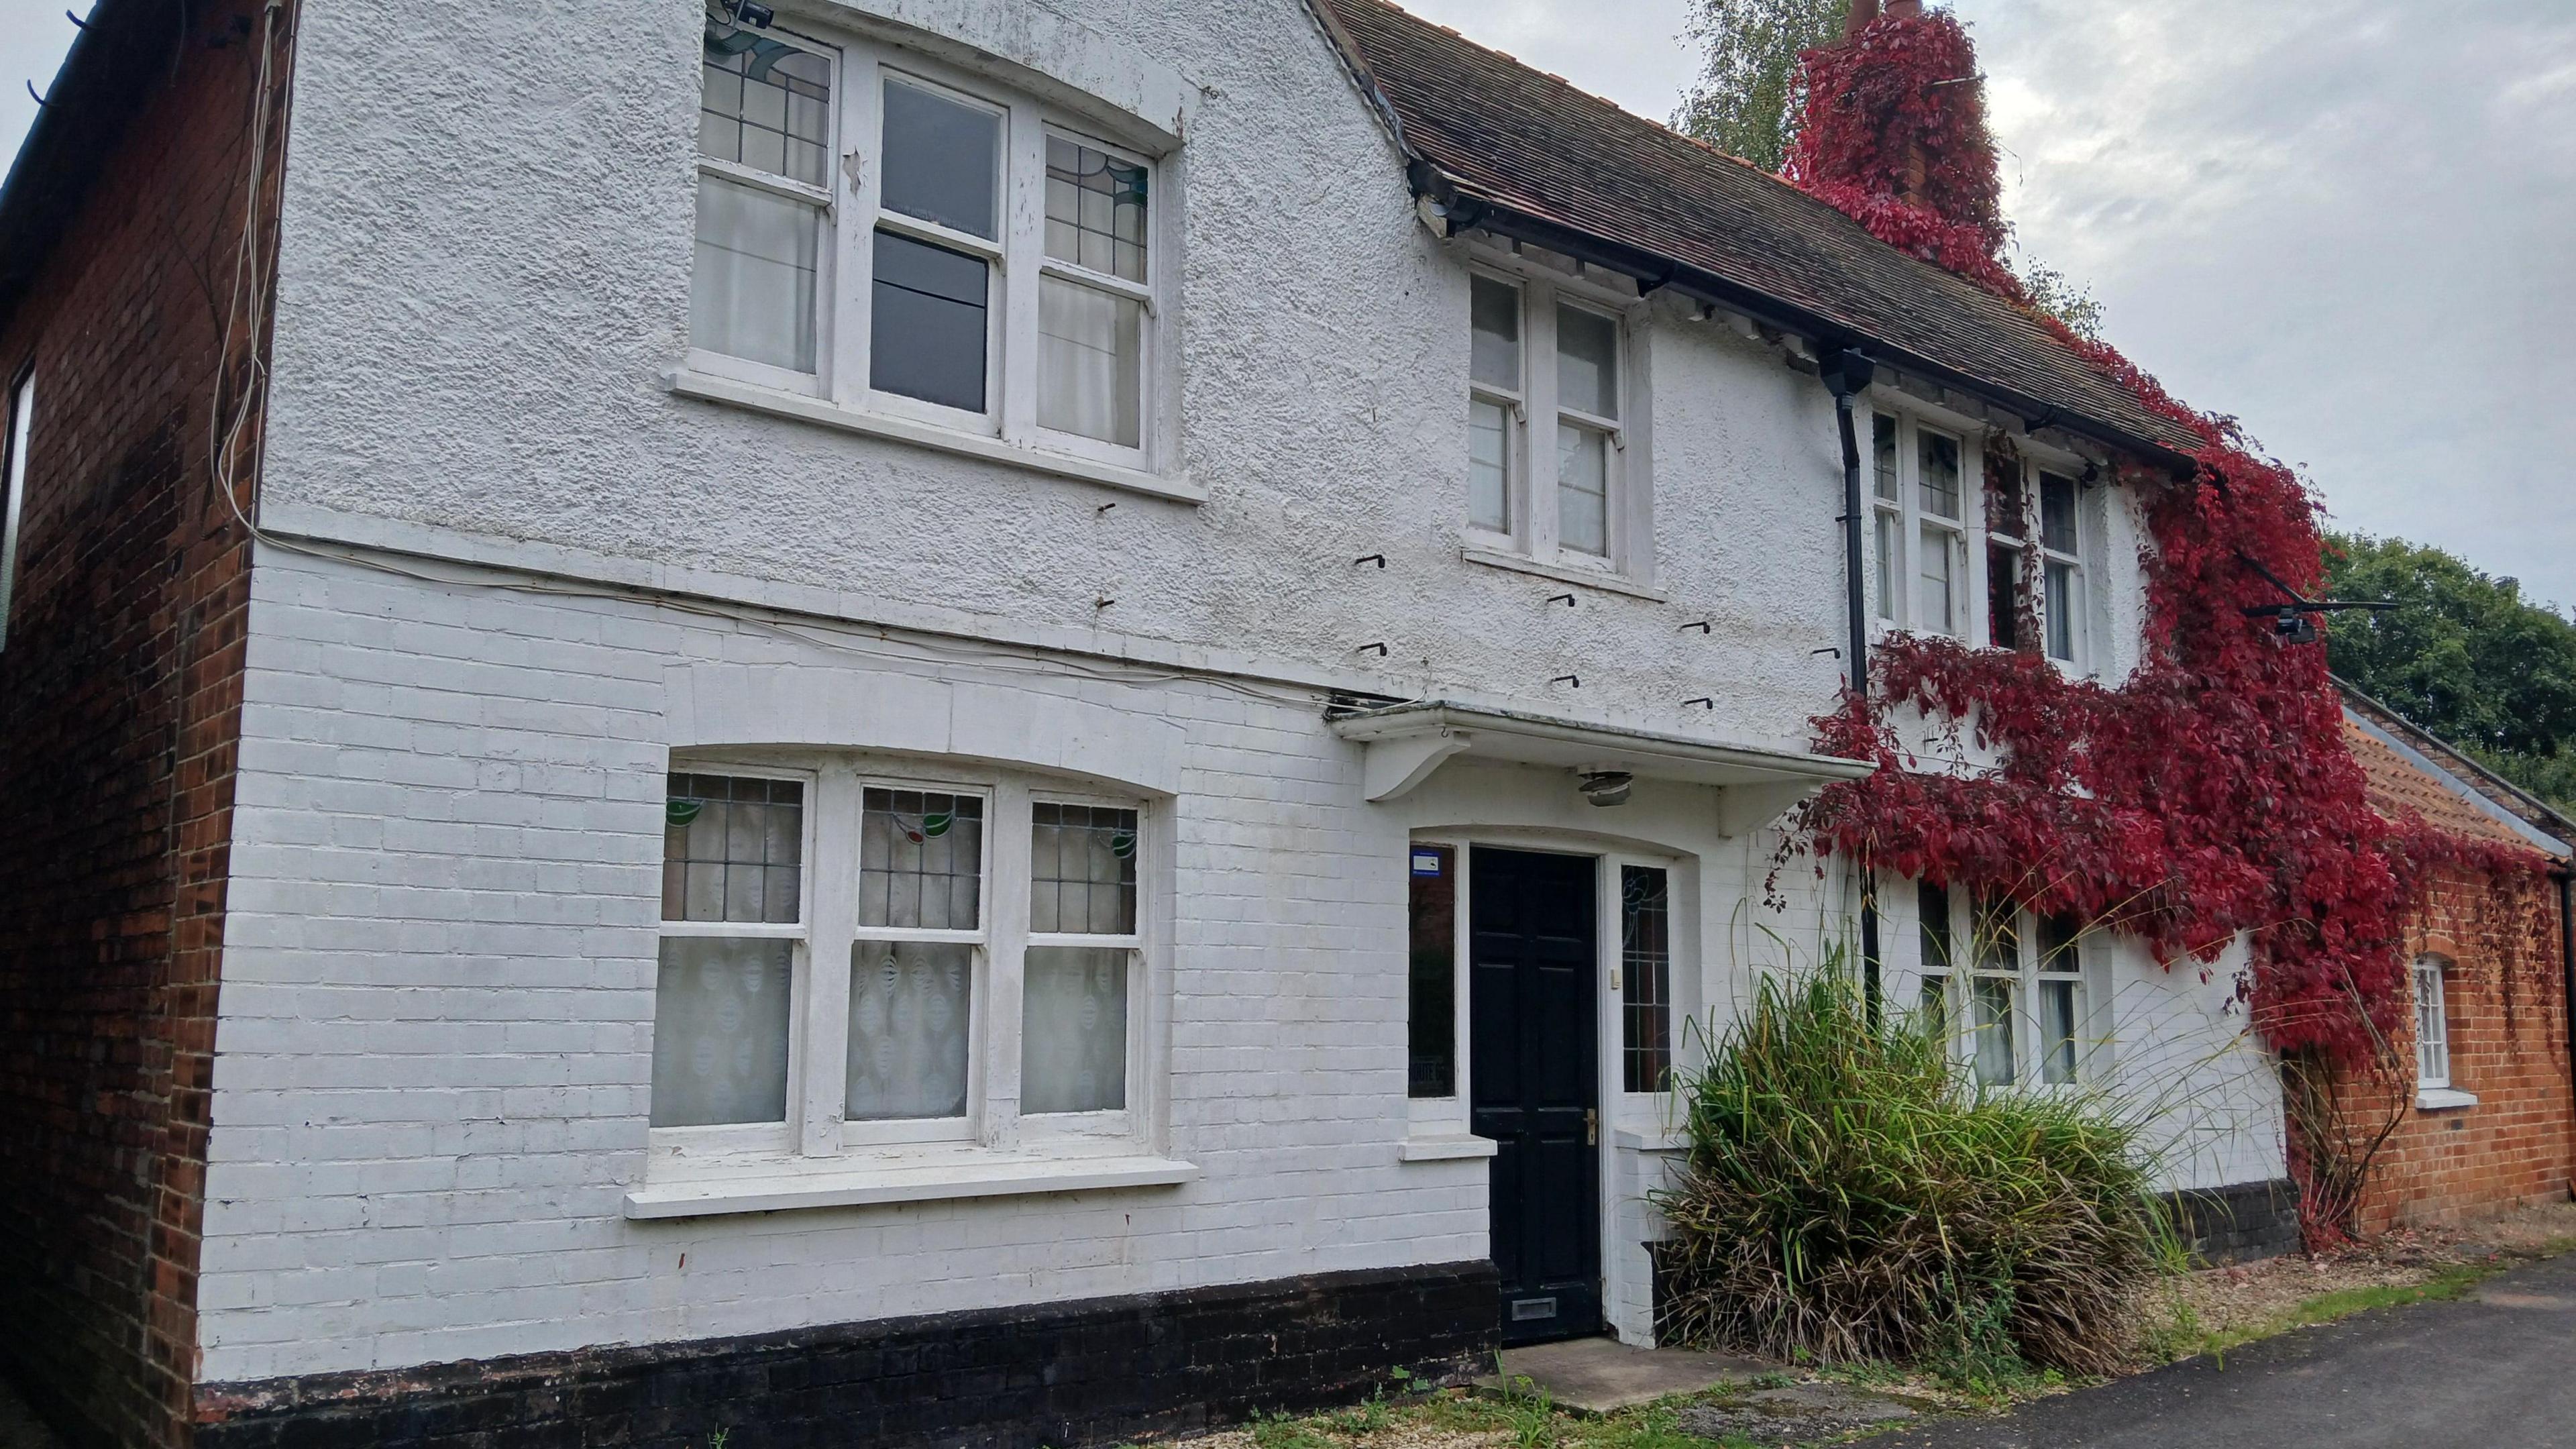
[1782,5,2557,1067]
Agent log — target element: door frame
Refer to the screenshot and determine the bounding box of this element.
[1411,830,1688,1344]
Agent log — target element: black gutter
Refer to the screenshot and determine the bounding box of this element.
[1413,168,2204,480]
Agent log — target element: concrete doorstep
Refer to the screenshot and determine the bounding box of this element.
[1474,1335,1772,1415]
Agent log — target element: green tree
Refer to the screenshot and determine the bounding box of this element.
[2323,532,2576,811]
[1672,0,1850,173]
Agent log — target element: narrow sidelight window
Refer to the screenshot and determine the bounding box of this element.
[2037,914,2085,1085]
[1621,866,1673,1093]
[1872,414,1900,623]
[1917,880,1953,1041]
[2039,471,2084,664]
[654,774,807,1128]
[2414,957,2451,1089]
[1408,845,1458,1098]
[1,370,30,647]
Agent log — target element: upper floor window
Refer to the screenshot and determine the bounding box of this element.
[651,760,1150,1158]
[1463,264,1646,578]
[689,20,1160,468]
[0,369,30,651]
[1868,411,2090,667]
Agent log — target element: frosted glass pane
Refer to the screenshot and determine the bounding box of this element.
[1038,276,1142,447]
[1022,946,1129,1114]
[1556,305,1618,419]
[1471,276,1521,390]
[847,941,972,1120]
[650,937,793,1128]
[1558,426,1608,556]
[692,175,820,372]
[1469,398,1511,531]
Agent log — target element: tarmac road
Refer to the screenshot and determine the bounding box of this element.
[1874,1249,2576,1448]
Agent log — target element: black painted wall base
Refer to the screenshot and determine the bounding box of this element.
[2161,1177,2302,1264]
[193,1261,1499,1449]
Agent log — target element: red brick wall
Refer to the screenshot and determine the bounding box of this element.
[0,8,287,1446]
[2344,863,2575,1234]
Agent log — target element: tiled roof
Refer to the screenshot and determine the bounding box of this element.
[1310,0,2206,464]
[2345,719,2535,851]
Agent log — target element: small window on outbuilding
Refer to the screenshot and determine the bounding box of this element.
[2414,956,2452,1091]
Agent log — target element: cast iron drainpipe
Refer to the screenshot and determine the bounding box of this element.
[1819,347,1879,1004]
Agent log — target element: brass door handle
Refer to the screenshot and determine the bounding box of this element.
[1586,1108,1598,1146]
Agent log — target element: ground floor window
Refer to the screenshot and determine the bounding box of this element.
[1912,880,2094,1088]
[2414,955,2452,1090]
[651,757,1149,1156]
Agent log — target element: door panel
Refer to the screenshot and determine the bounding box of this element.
[1470,847,1602,1344]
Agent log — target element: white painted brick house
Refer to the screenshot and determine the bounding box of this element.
[0,1,2290,1444]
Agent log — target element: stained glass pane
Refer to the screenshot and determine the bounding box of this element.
[1022,945,1128,1113]
[649,936,794,1127]
[1621,866,1673,1093]
[1044,135,1148,282]
[700,42,832,188]
[859,788,984,931]
[847,940,972,1120]
[663,773,803,924]
[1029,803,1139,936]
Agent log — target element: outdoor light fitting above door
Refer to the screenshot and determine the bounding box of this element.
[1578,771,1635,808]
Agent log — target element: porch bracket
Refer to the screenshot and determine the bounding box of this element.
[1363,729,1474,801]
[1715,780,1822,837]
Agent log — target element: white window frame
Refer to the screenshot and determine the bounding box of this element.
[647,755,1157,1169]
[1864,407,2096,670]
[684,19,1169,475]
[2037,468,2088,669]
[1459,253,1654,582]
[2414,955,2452,1091]
[1909,881,2099,1089]
[1,368,30,650]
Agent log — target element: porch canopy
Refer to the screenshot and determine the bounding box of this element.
[1328,700,1875,834]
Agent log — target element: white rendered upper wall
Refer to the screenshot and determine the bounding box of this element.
[259,0,2146,754]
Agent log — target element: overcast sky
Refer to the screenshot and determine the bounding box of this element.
[5,1,2569,606]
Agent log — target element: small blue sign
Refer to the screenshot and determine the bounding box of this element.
[1411,850,1444,878]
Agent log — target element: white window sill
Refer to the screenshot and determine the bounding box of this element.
[2417,1087,2479,1112]
[623,1143,1199,1220]
[1397,1133,1499,1162]
[1610,1128,1690,1153]
[665,367,1206,506]
[1460,545,1670,603]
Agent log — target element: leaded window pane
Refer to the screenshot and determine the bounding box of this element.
[1030,803,1139,936]
[2040,472,2080,555]
[1872,413,1899,502]
[1044,136,1148,282]
[859,788,985,931]
[700,43,832,188]
[1919,431,1962,519]
[664,773,804,924]
[1621,866,1674,1093]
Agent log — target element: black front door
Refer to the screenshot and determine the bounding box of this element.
[1470,847,1603,1344]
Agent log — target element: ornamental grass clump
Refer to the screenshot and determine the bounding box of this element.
[1652,963,2171,1379]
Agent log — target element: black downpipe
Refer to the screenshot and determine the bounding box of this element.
[1821,349,1878,1006]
